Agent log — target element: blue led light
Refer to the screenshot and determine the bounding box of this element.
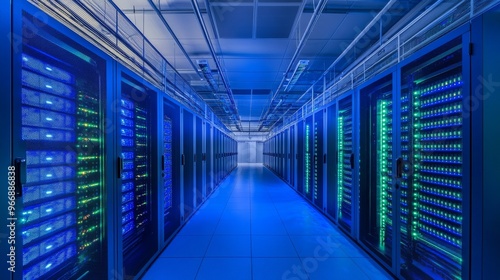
[22,71,75,98]
[22,89,76,114]
[22,213,76,245]
[122,152,134,160]
[122,192,134,204]
[121,99,134,110]
[26,166,76,183]
[122,201,134,213]
[120,118,134,128]
[21,53,74,84]
[22,127,75,142]
[121,171,134,181]
[122,182,134,193]
[22,107,76,130]
[121,138,134,147]
[121,128,134,137]
[121,108,134,118]
[122,221,134,235]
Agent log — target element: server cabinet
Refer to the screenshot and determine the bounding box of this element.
[337,93,355,233]
[1,2,12,279]
[359,73,395,266]
[206,123,213,195]
[398,30,470,279]
[290,125,296,188]
[11,8,110,279]
[162,100,181,242]
[471,7,500,278]
[182,110,194,218]
[314,110,325,209]
[304,116,313,200]
[326,104,337,220]
[118,73,158,278]
[297,121,304,194]
[195,117,203,205]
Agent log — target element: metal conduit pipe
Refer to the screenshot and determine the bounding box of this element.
[147,0,201,75]
[190,0,241,129]
[265,0,400,132]
[258,0,328,131]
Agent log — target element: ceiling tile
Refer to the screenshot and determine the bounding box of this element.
[256,6,300,38]
[213,6,253,38]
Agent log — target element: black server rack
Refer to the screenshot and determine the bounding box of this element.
[196,117,203,205]
[206,123,212,195]
[163,100,181,241]
[290,126,295,187]
[314,110,324,209]
[399,36,467,279]
[119,75,157,277]
[337,94,354,232]
[15,14,108,279]
[183,110,194,218]
[304,116,313,200]
[297,121,304,194]
[359,74,394,264]
[326,104,337,219]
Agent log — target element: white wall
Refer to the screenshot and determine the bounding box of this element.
[238,141,263,163]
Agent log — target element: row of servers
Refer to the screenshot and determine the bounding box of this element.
[264,14,500,280]
[1,3,237,280]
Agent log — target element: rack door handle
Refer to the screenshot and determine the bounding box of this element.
[396,157,403,179]
[350,153,355,169]
[161,155,165,171]
[14,158,26,198]
[117,157,123,179]
[182,154,185,165]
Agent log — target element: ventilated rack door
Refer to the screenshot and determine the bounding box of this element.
[314,110,324,209]
[305,117,313,200]
[19,36,105,279]
[163,115,174,237]
[359,75,394,264]
[399,37,465,279]
[337,96,354,231]
[120,78,156,277]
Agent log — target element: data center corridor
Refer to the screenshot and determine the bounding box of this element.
[142,164,392,280]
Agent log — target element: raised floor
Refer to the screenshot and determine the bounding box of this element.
[142,163,393,280]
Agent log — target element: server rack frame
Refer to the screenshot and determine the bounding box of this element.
[356,67,398,273]
[9,2,115,279]
[395,25,471,280]
[117,66,160,279]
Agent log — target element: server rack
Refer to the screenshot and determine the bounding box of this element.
[118,72,158,278]
[358,72,395,266]
[397,29,470,280]
[471,8,500,278]
[0,1,12,278]
[12,8,110,279]
[304,116,313,200]
[290,125,296,188]
[314,110,325,209]
[206,123,213,195]
[195,117,203,205]
[297,121,304,194]
[337,93,355,233]
[182,110,194,218]
[162,99,181,242]
[326,104,337,220]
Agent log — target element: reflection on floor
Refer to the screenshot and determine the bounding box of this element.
[142,163,393,280]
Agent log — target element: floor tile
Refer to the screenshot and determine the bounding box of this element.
[142,258,202,280]
[352,257,393,280]
[252,235,298,257]
[160,235,212,258]
[252,258,307,280]
[196,258,251,280]
[307,258,371,280]
[290,235,347,258]
[205,235,251,257]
